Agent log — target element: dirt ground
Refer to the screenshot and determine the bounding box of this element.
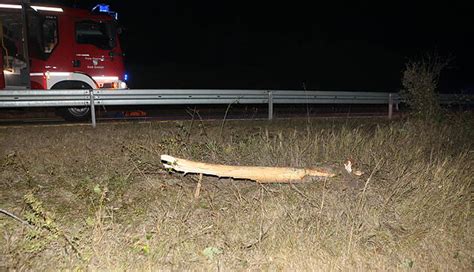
[0,115,472,271]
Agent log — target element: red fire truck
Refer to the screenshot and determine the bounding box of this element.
[0,1,127,119]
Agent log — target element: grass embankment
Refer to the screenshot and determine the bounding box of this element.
[0,115,472,270]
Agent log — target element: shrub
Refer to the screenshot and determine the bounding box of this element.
[401,53,449,120]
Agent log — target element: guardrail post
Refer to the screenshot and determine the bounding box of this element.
[388,93,393,120]
[268,90,273,120]
[90,90,96,128]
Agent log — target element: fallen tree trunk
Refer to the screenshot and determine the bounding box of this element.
[161,155,335,183]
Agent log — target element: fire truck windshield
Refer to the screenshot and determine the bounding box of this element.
[75,20,117,50]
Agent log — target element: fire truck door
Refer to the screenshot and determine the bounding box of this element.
[73,19,117,76]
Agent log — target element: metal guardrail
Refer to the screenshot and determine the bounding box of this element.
[0,89,91,107]
[0,89,399,106]
[93,89,269,105]
[271,91,398,104]
[439,93,474,105]
[0,89,472,127]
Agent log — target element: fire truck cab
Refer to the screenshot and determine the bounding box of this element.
[0,0,127,119]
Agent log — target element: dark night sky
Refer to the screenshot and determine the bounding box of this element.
[33,0,473,92]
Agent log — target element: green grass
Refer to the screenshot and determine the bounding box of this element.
[0,115,472,271]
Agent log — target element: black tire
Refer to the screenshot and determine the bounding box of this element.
[52,81,92,121]
[61,107,91,121]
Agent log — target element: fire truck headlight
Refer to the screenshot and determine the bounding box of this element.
[119,81,127,89]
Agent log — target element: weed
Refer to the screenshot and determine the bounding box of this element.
[0,116,472,270]
[22,193,82,259]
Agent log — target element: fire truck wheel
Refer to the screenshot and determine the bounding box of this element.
[52,81,92,121]
[65,107,91,120]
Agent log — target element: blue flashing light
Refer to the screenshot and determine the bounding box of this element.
[92,4,118,20]
[124,73,128,81]
[93,4,110,13]
[98,4,110,13]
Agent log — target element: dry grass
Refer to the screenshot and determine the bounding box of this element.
[0,115,472,271]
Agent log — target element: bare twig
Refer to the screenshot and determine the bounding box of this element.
[185,106,197,141]
[220,100,238,138]
[194,173,203,199]
[290,184,318,208]
[302,82,311,128]
[357,158,383,210]
[0,208,33,229]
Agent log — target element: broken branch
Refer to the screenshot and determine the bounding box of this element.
[161,155,335,183]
